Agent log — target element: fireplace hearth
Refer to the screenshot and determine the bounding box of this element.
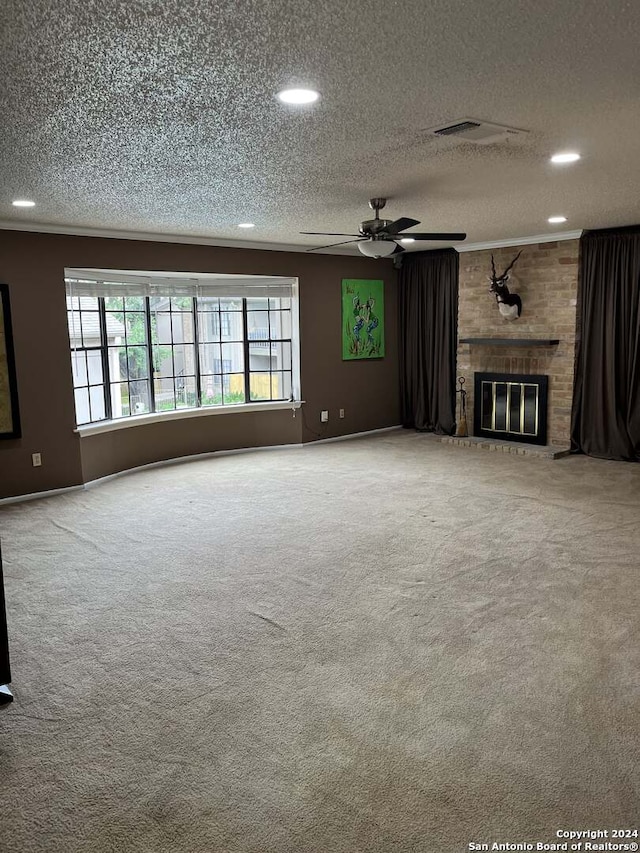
[473,373,549,445]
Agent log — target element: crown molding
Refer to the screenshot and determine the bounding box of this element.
[0,219,582,256]
[0,219,318,254]
[456,231,582,252]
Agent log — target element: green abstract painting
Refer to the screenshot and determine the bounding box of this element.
[342,279,385,360]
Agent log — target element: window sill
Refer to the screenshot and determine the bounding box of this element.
[75,400,303,437]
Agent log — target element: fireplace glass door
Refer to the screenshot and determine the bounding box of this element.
[474,373,548,445]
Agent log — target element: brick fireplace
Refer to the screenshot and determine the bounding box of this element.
[456,240,579,447]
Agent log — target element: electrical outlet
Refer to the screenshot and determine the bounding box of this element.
[32,452,42,467]
[320,410,329,423]
[339,408,345,419]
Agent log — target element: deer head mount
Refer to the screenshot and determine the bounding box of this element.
[489,251,522,320]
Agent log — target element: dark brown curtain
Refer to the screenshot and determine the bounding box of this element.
[571,227,640,461]
[398,249,458,433]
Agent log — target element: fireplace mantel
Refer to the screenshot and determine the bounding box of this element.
[459,338,560,346]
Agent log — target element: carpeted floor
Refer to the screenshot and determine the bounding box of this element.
[0,430,638,852]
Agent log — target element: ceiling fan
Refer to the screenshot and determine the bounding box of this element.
[301,198,466,257]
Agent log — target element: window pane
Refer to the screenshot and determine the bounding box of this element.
[249,342,271,370]
[110,347,130,380]
[270,310,292,339]
[271,371,292,400]
[130,379,151,415]
[67,311,82,342]
[110,382,129,418]
[171,296,192,311]
[197,312,219,343]
[249,372,271,401]
[197,296,219,312]
[153,346,175,379]
[107,346,122,383]
[201,375,223,406]
[80,311,101,348]
[66,296,80,310]
[155,312,174,344]
[74,387,91,424]
[270,341,291,370]
[220,313,236,339]
[149,312,160,346]
[155,378,176,410]
[221,342,244,371]
[104,311,125,344]
[269,297,291,310]
[71,351,88,386]
[175,376,197,408]
[247,298,268,311]
[172,312,194,343]
[224,375,245,404]
[123,313,147,345]
[126,346,149,379]
[199,343,221,374]
[149,296,170,312]
[89,385,106,421]
[106,296,124,312]
[172,345,195,376]
[220,298,242,311]
[124,296,144,311]
[86,350,104,384]
[247,312,269,341]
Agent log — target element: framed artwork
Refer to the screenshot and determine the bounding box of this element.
[0,283,21,439]
[341,279,385,360]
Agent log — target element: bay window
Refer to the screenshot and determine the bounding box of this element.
[65,270,299,427]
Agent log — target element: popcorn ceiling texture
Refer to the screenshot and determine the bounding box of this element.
[457,241,579,447]
[1,1,640,247]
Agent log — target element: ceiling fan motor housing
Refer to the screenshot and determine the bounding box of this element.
[360,218,394,236]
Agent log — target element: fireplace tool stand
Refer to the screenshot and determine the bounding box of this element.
[455,377,468,437]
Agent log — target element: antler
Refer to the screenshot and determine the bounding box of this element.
[501,250,522,278]
[490,254,497,281]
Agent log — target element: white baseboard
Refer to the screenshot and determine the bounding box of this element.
[0,484,84,506]
[0,426,402,504]
[83,441,304,489]
[305,425,403,445]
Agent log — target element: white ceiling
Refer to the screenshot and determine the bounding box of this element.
[1,0,639,253]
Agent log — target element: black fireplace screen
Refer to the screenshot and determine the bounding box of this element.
[473,373,548,445]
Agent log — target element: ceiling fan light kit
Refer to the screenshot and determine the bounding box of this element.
[357,240,396,258]
[302,198,467,256]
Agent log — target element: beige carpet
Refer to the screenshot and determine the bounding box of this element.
[0,430,638,852]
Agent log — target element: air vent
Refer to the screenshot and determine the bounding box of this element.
[434,120,482,137]
[426,118,528,145]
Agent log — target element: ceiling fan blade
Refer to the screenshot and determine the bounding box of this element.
[306,238,365,252]
[391,243,405,255]
[390,232,467,241]
[300,231,361,237]
[383,217,420,235]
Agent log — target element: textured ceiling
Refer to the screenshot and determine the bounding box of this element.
[1,0,639,253]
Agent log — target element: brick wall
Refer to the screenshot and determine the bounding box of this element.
[457,240,579,446]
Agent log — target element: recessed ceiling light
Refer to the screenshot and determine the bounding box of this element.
[276,88,320,105]
[551,152,581,164]
[238,222,255,229]
[548,216,568,224]
[12,199,36,207]
[400,237,415,243]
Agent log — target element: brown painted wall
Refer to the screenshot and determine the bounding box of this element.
[0,230,400,499]
[457,241,579,446]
